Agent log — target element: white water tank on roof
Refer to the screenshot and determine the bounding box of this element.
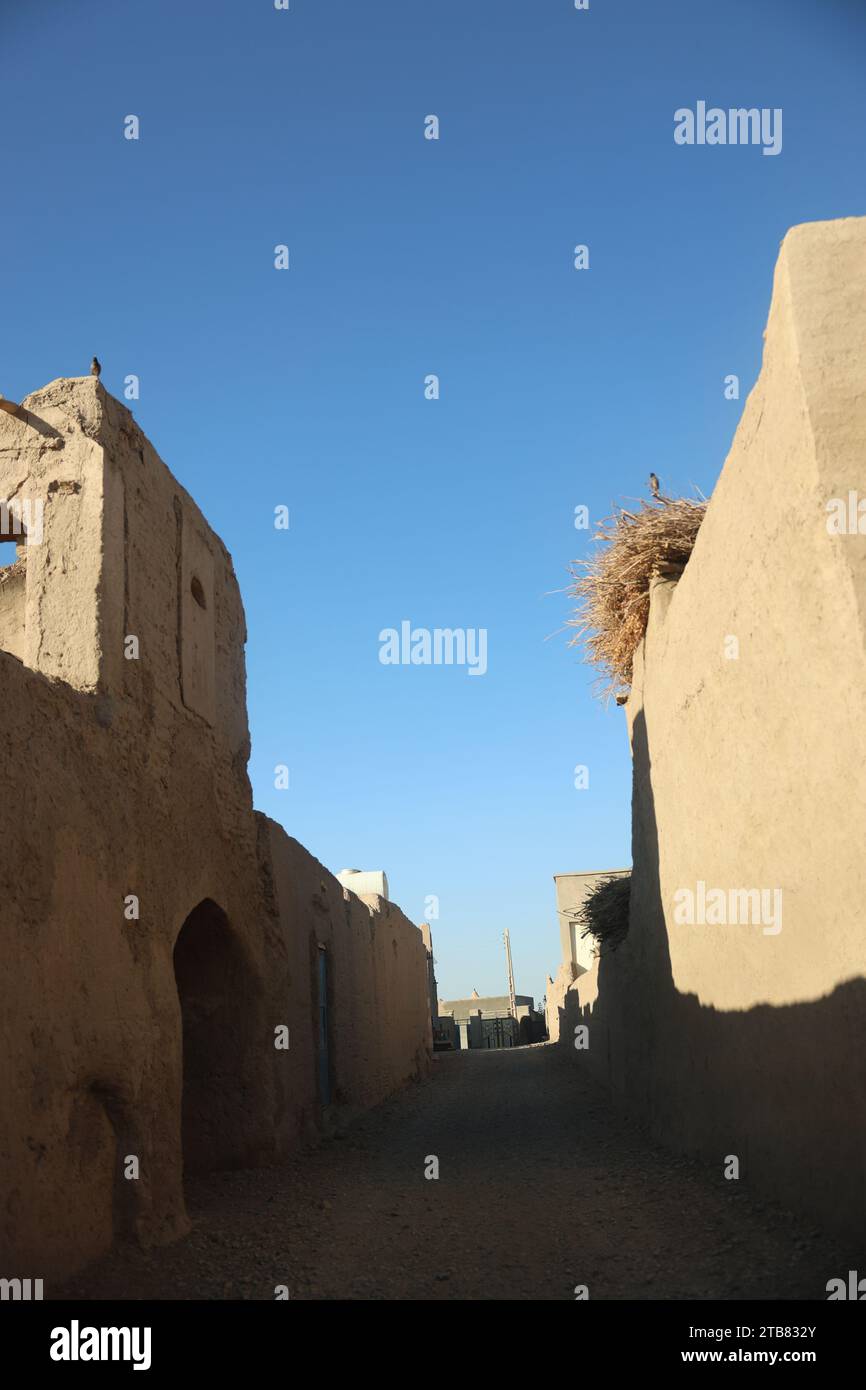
[337,869,390,901]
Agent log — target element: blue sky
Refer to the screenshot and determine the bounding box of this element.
[3,0,865,1002]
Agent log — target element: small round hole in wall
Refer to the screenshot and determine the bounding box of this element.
[190,575,207,610]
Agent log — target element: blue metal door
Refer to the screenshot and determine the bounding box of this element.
[317,947,330,1106]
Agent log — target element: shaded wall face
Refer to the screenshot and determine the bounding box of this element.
[0,686,431,1283]
[558,217,866,1247]
[0,638,273,1281]
[629,220,866,1016]
[174,900,266,1175]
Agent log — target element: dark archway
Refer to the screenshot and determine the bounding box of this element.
[173,898,261,1176]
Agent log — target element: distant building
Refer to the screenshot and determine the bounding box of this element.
[546,868,630,1040]
[438,990,545,1049]
[432,1014,457,1051]
[553,869,631,976]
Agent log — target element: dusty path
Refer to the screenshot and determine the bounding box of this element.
[60,1045,853,1301]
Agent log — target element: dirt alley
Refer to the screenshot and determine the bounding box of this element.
[59,1044,856,1301]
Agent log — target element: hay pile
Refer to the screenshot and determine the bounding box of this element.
[568,497,707,699]
[578,874,632,955]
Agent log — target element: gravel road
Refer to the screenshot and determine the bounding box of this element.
[58,1044,855,1300]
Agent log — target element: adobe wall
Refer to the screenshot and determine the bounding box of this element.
[0,642,270,1278]
[0,558,26,659]
[544,963,574,1044]
[556,217,866,1243]
[261,821,432,1136]
[0,377,431,1283]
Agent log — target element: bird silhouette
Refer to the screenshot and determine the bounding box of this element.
[90,356,101,379]
[649,472,660,499]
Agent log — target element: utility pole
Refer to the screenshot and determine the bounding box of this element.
[503,929,517,1018]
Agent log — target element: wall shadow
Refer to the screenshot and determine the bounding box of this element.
[558,708,866,1244]
[174,898,268,1177]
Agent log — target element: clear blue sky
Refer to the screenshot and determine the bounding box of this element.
[3,0,864,1003]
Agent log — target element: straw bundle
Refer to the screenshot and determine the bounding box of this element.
[577,874,632,955]
[568,497,707,699]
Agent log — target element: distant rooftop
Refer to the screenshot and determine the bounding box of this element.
[553,868,631,882]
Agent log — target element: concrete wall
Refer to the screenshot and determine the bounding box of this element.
[439,994,534,1018]
[555,217,866,1244]
[0,377,431,1282]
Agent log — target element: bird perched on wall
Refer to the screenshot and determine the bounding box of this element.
[90,356,101,379]
[649,472,660,499]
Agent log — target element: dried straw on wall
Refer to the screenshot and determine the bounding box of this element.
[577,873,632,955]
[568,497,707,699]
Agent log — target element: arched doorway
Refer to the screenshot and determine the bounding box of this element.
[173,899,260,1176]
